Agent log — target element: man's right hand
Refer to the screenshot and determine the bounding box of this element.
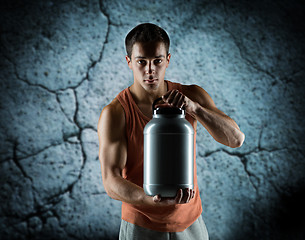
[152,188,195,205]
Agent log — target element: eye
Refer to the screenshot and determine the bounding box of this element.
[154,59,162,64]
[137,60,146,65]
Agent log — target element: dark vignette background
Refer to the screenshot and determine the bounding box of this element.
[0,0,305,239]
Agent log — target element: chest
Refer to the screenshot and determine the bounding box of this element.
[137,103,153,119]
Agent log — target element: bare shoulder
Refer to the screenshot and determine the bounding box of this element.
[97,98,125,140]
[99,98,124,120]
[181,84,216,110]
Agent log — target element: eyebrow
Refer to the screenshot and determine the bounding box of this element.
[135,55,165,59]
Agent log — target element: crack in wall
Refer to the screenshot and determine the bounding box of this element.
[225,26,277,81]
[239,155,259,193]
[0,49,55,94]
[66,89,87,197]
[0,31,105,195]
[0,14,109,93]
[99,0,123,27]
[1,126,94,165]
[258,124,264,150]
[221,0,305,87]
[9,53,85,94]
[8,141,63,162]
[7,180,80,233]
[220,0,278,82]
[55,93,75,125]
[87,4,111,81]
[280,68,305,85]
[1,9,110,166]
[1,9,109,173]
[12,141,33,182]
[199,144,294,194]
[7,196,63,236]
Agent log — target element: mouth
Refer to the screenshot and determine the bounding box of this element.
[144,78,158,84]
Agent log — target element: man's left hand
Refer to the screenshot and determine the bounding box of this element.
[162,90,197,116]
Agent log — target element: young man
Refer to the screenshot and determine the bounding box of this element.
[98,23,245,239]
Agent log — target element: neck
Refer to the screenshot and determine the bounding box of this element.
[130,80,168,105]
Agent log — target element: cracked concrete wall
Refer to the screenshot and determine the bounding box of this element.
[0,0,304,239]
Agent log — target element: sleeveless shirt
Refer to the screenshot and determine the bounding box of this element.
[116,80,202,232]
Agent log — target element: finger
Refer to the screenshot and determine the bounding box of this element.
[171,91,183,107]
[175,189,183,204]
[176,94,185,108]
[185,188,192,203]
[191,189,195,199]
[181,188,190,203]
[162,90,172,100]
[172,90,181,106]
[166,90,178,105]
[186,188,191,203]
[162,90,173,103]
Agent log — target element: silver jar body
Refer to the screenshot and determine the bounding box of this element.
[143,111,194,197]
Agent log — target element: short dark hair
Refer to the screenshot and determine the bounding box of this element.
[125,23,170,58]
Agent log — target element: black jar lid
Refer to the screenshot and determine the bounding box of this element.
[154,106,184,115]
[152,97,185,115]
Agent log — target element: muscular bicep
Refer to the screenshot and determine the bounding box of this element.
[183,84,241,130]
[97,102,127,187]
[184,85,219,112]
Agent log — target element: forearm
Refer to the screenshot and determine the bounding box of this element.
[193,103,245,148]
[105,175,154,206]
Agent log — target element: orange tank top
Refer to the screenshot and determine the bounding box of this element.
[116,80,202,232]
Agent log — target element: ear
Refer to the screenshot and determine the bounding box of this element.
[125,55,132,69]
[166,53,171,68]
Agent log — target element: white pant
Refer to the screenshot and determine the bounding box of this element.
[119,215,209,240]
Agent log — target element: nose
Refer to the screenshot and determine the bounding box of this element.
[145,61,155,74]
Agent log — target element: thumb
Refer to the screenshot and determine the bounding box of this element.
[153,194,161,202]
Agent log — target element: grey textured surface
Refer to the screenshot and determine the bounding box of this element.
[1,0,305,239]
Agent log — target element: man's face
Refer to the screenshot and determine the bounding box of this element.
[126,41,171,92]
